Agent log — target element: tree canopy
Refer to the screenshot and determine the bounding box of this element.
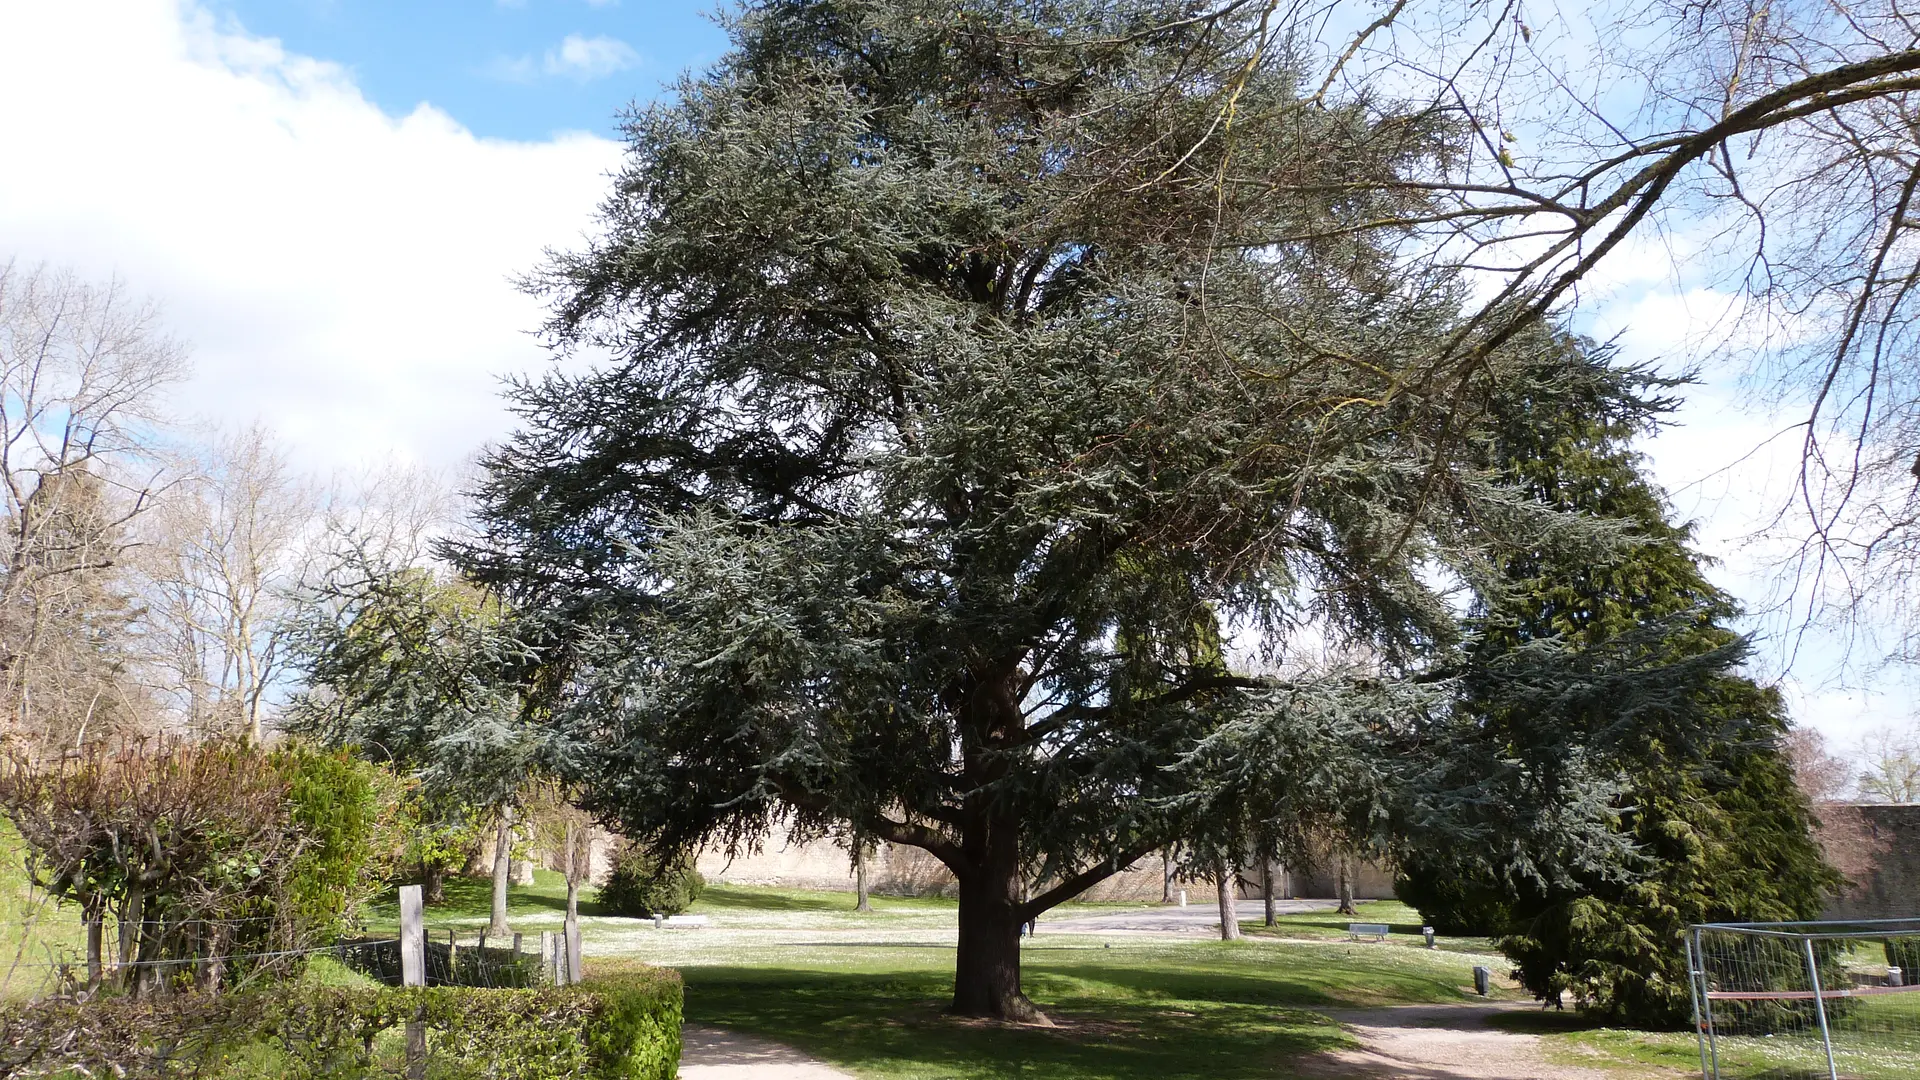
[1397,352,1837,1026]
[461,0,1736,1020]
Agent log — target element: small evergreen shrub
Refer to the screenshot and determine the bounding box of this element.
[0,967,684,1079]
[597,842,705,917]
[1886,937,1920,977]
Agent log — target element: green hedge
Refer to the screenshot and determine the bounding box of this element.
[0,966,683,1079]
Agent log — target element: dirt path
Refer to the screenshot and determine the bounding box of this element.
[1299,1003,1619,1080]
[678,1024,858,1079]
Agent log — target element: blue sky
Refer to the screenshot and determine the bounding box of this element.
[0,0,1907,747]
[208,0,727,140]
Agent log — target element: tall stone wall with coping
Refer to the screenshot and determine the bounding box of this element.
[692,821,1400,901]
[1821,802,1920,920]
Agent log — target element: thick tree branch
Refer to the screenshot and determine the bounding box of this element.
[1019,842,1161,921]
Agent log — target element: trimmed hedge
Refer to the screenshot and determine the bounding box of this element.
[0,966,683,1079]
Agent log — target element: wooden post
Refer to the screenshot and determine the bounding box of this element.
[400,884,426,1080]
[512,932,523,954]
[400,885,425,988]
[539,930,555,984]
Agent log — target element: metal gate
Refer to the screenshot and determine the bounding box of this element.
[1688,918,1920,1079]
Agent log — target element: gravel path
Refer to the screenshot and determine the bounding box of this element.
[678,1025,857,1079]
[1298,1002,1617,1080]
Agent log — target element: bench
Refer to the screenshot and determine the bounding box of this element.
[1347,922,1390,942]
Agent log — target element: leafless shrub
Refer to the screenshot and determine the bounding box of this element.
[0,741,307,996]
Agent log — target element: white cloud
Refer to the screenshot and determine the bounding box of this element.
[543,33,639,81]
[0,0,623,476]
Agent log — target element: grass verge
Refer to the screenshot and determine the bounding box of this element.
[610,934,1489,1080]
[1501,1008,1920,1079]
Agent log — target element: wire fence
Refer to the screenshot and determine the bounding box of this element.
[1690,918,1920,1079]
[0,916,562,1002]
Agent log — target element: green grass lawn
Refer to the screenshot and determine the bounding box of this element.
[605,931,1493,1080]
[361,868,600,933]
[0,819,86,1001]
[1499,1004,1920,1079]
[1239,898,1500,953]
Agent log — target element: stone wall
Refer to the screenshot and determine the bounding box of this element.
[1291,858,1398,901]
[693,821,1399,901]
[1821,803,1919,920]
[470,825,619,886]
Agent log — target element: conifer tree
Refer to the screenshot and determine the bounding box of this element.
[1397,350,1839,1027]
[462,0,1657,1020]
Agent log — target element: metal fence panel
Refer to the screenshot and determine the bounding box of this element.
[1691,917,1920,1080]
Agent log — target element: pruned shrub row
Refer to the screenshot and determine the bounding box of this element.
[0,968,683,1079]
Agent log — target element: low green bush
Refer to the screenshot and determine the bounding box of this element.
[597,843,704,918]
[0,965,684,1079]
[1886,937,1920,978]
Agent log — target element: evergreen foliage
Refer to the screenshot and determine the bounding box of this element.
[596,842,706,918]
[460,0,1695,1019]
[285,555,545,894]
[1396,349,1839,1028]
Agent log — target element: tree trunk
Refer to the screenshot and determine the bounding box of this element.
[1161,849,1174,904]
[118,883,144,993]
[1336,852,1356,916]
[422,858,446,905]
[854,844,872,913]
[83,895,102,989]
[1262,860,1276,927]
[489,806,514,937]
[565,822,581,923]
[1216,862,1241,941]
[950,811,1050,1024]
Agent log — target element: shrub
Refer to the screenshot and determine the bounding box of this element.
[274,744,405,943]
[597,842,704,917]
[583,968,686,1080]
[1393,861,1513,937]
[1886,937,1920,976]
[0,740,402,994]
[0,967,684,1079]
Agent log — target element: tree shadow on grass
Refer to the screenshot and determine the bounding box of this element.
[683,965,1355,1080]
[692,886,853,915]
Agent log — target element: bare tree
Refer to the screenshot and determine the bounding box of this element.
[1784,725,1856,804]
[0,262,186,751]
[525,782,596,931]
[1857,724,1920,802]
[1785,724,1891,893]
[139,426,317,742]
[1062,1,1920,658]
